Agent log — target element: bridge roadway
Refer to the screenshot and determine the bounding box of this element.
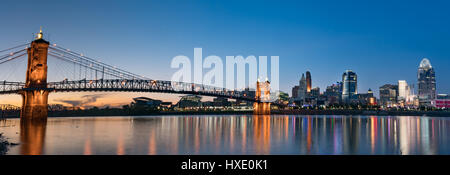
[0,79,258,102]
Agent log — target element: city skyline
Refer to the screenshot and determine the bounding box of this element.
[1,0,450,108]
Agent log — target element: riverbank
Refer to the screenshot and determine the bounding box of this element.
[273,109,450,117]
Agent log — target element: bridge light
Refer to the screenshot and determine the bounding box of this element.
[36,27,43,39]
[53,44,57,47]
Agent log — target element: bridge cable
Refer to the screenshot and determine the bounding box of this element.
[48,51,133,80]
[0,43,29,53]
[49,47,140,80]
[50,45,148,80]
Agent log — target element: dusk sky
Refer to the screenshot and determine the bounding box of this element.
[1,0,449,107]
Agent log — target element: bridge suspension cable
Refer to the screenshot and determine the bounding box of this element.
[0,49,27,65]
[49,45,149,80]
[0,43,29,53]
[48,52,140,81]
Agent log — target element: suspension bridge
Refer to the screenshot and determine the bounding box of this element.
[0,29,273,120]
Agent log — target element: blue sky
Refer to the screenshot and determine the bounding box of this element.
[1,0,449,100]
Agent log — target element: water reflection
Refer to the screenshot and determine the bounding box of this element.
[20,120,47,155]
[0,115,449,155]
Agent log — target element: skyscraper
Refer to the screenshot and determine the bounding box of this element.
[398,80,409,102]
[418,58,436,106]
[306,71,312,93]
[297,73,307,101]
[291,86,299,99]
[342,70,357,103]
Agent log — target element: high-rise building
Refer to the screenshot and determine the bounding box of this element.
[342,70,357,103]
[379,84,398,107]
[398,80,409,103]
[310,87,320,98]
[291,86,299,99]
[297,73,307,101]
[306,71,312,93]
[418,58,436,106]
[324,82,342,105]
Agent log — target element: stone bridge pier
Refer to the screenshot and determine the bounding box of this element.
[20,29,49,121]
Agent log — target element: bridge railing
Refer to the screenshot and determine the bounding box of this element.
[0,81,25,94]
[0,79,258,102]
[46,79,257,101]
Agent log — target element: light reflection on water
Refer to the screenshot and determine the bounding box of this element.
[0,115,449,155]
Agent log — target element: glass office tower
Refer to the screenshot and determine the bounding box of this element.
[342,70,357,103]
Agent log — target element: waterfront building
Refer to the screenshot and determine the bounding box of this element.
[398,80,409,101]
[278,92,290,105]
[324,82,342,105]
[398,80,412,106]
[310,87,320,98]
[212,97,232,107]
[342,70,358,103]
[176,95,202,109]
[235,88,255,108]
[357,89,376,106]
[418,58,436,106]
[432,94,450,109]
[132,97,163,109]
[379,84,398,107]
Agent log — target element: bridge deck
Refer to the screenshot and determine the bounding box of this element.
[0,79,261,102]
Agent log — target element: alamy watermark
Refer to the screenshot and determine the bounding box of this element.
[170,48,279,102]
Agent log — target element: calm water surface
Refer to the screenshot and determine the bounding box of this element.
[0,115,449,155]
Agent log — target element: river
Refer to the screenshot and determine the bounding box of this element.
[0,115,449,155]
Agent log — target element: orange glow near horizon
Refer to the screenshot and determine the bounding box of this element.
[0,92,214,108]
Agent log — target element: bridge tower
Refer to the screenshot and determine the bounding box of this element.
[20,28,50,120]
[254,79,271,115]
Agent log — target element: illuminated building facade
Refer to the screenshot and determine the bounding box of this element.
[306,71,312,93]
[297,73,307,102]
[417,58,436,106]
[432,94,450,109]
[310,87,320,98]
[342,70,357,103]
[379,84,398,107]
[398,80,409,102]
[357,89,376,105]
[324,82,342,105]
